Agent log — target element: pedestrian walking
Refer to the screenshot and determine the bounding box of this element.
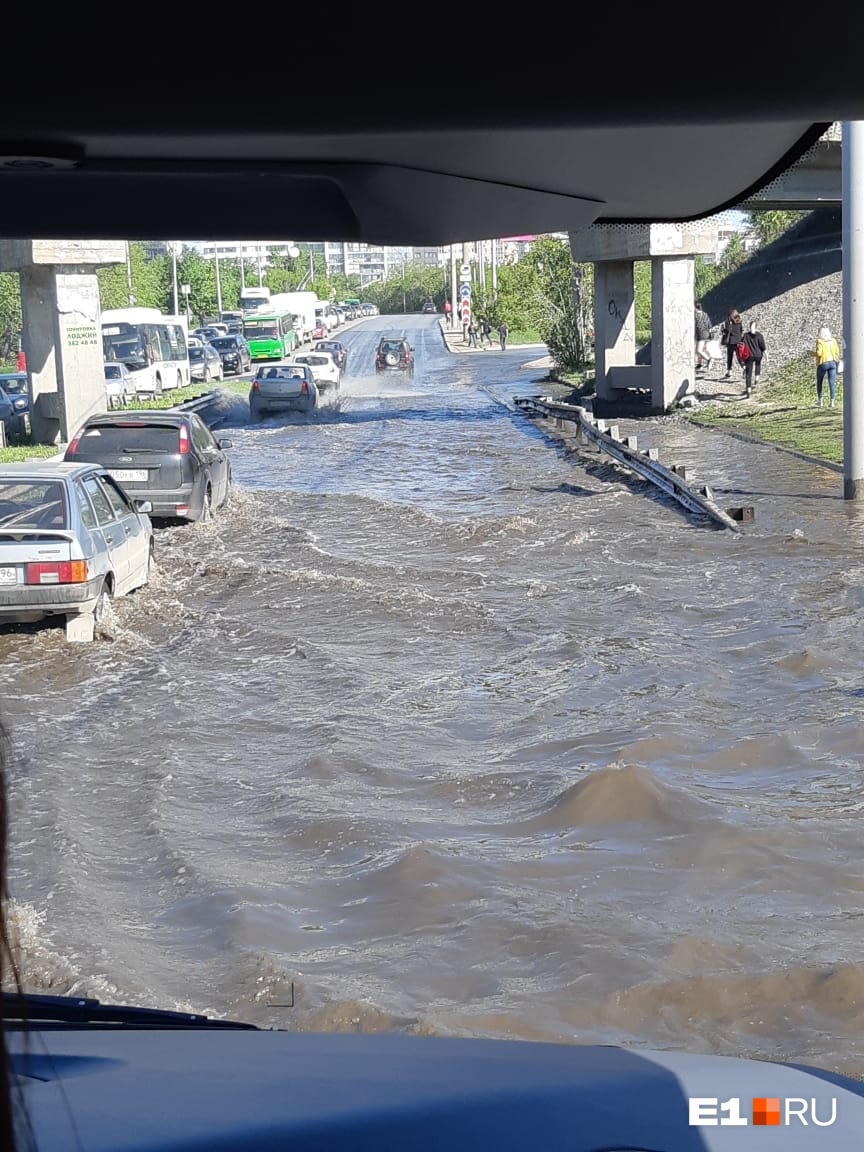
[694,300,712,372]
[498,322,508,351]
[720,309,744,378]
[810,325,841,408]
[741,320,766,397]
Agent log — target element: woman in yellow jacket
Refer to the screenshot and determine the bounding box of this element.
[811,326,842,408]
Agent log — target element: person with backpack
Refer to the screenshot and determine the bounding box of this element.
[740,320,766,397]
[694,301,712,372]
[721,308,744,379]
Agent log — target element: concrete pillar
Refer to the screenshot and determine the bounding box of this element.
[593,261,636,401]
[650,257,695,412]
[842,120,864,500]
[0,241,124,445]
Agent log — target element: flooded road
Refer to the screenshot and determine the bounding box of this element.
[3,315,864,1074]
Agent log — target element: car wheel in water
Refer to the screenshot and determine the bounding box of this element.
[94,582,116,641]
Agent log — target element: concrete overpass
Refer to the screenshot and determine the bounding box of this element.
[742,123,841,210]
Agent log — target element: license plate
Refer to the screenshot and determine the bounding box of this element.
[0,567,18,585]
[109,469,148,483]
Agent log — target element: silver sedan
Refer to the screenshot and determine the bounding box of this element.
[0,462,153,642]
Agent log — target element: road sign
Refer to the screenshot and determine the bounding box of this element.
[460,284,471,299]
[460,264,471,277]
[461,299,470,322]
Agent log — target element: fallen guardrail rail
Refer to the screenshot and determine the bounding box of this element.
[513,395,752,533]
[170,390,232,429]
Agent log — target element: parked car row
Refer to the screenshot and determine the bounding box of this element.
[0,409,233,644]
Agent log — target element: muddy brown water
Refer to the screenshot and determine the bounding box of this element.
[3,316,864,1074]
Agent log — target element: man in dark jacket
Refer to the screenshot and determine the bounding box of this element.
[694,301,712,372]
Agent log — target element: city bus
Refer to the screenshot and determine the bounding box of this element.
[239,286,271,312]
[242,309,296,360]
[101,308,190,395]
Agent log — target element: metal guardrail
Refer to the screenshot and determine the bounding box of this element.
[513,395,752,532]
[170,390,231,428]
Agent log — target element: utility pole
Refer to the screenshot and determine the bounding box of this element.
[239,247,246,289]
[491,238,498,295]
[402,259,406,314]
[450,245,457,328]
[843,120,864,500]
[125,240,134,305]
[215,247,223,314]
[478,240,485,298]
[171,242,179,316]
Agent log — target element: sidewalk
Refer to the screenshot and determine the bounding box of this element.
[438,319,546,355]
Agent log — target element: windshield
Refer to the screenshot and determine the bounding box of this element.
[244,323,279,339]
[0,376,27,395]
[0,481,67,529]
[211,338,237,351]
[104,365,124,379]
[103,332,146,367]
[189,347,206,361]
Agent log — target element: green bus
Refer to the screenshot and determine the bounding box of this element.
[243,310,296,360]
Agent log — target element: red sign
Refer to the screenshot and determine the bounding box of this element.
[461,299,470,322]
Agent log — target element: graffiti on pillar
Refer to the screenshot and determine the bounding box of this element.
[608,298,633,342]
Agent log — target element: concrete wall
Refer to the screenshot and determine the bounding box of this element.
[570,222,717,263]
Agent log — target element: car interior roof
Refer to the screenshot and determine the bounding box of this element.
[0,40,855,243]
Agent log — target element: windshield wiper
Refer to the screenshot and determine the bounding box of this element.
[1,992,259,1030]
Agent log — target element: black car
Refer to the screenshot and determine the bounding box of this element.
[0,373,29,436]
[313,340,348,371]
[210,335,252,376]
[375,337,414,376]
[65,410,233,522]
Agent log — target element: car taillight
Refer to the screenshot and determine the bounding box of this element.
[67,432,81,455]
[301,381,308,393]
[25,560,88,585]
[252,379,259,391]
[179,424,190,454]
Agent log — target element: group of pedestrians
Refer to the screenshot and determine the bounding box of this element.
[696,301,843,407]
[695,302,767,397]
[467,319,508,350]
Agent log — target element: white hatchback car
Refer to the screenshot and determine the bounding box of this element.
[291,351,341,393]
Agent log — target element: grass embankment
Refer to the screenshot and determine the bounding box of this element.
[689,356,844,466]
[0,381,251,463]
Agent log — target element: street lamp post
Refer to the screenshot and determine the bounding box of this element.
[214,247,223,315]
[181,283,191,326]
[402,259,406,314]
[125,240,134,305]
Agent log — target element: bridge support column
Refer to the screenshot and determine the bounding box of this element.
[593,261,636,403]
[843,121,864,500]
[570,222,716,416]
[651,257,695,411]
[0,241,124,445]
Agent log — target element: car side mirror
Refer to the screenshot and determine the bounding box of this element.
[218,438,233,450]
[135,500,153,514]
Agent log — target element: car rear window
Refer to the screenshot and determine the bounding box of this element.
[0,481,68,530]
[78,424,182,453]
[211,337,236,350]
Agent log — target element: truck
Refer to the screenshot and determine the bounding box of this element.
[273,292,318,346]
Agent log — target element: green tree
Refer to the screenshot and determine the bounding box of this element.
[97,243,171,312]
[748,210,808,247]
[0,272,22,364]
